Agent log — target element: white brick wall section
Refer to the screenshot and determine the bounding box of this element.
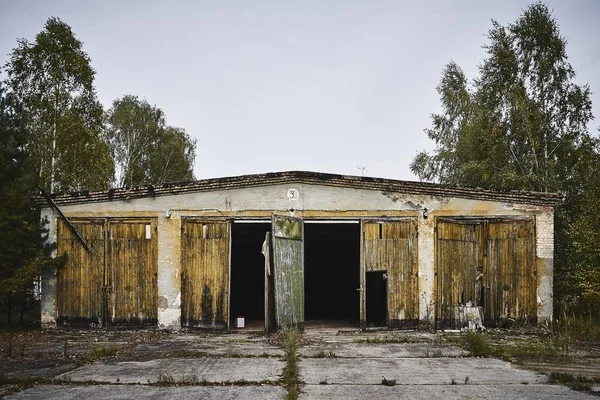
[536,212,554,259]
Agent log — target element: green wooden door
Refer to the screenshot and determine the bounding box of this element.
[272,215,304,329]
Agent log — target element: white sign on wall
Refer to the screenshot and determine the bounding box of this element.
[287,188,299,201]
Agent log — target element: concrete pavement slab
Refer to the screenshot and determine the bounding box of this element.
[300,383,592,400]
[58,357,284,384]
[300,342,466,358]
[5,384,286,400]
[300,357,547,385]
[134,340,284,357]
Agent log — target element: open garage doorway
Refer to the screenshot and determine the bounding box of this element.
[304,222,360,328]
[230,222,270,330]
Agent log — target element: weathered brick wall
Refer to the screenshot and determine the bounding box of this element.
[536,211,554,259]
[536,210,554,322]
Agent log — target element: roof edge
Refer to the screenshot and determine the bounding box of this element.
[35,170,563,208]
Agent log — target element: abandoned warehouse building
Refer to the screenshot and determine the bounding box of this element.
[38,171,561,331]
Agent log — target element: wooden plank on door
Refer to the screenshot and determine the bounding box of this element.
[435,220,482,329]
[181,220,230,329]
[263,232,276,334]
[108,220,158,326]
[272,215,304,329]
[362,220,418,328]
[486,219,536,325]
[56,219,105,328]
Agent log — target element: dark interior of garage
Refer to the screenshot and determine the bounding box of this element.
[230,222,269,327]
[366,271,387,326]
[304,223,360,323]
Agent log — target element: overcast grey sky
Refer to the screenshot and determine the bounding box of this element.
[1,0,599,181]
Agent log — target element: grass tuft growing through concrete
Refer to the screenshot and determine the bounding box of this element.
[460,331,562,361]
[313,350,335,358]
[548,372,600,393]
[90,344,118,359]
[461,332,498,358]
[281,328,301,400]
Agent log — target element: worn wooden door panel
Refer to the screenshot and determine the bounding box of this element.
[362,220,418,328]
[263,232,275,334]
[435,220,482,329]
[272,215,304,329]
[486,220,536,324]
[181,220,230,329]
[56,219,105,328]
[108,220,158,326]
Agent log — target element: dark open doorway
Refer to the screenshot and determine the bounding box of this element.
[366,271,387,326]
[230,222,269,329]
[304,222,360,325]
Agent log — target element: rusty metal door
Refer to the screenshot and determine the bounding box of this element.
[56,219,105,328]
[272,215,304,329]
[362,220,418,328]
[181,220,231,329]
[486,219,536,324]
[435,220,482,329]
[107,220,158,327]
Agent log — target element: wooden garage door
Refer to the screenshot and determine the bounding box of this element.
[436,218,536,328]
[56,219,105,328]
[181,220,230,329]
[363,220,418,327]
[435,220,482,329]
[486,220,536,324]
[107,220,158,326]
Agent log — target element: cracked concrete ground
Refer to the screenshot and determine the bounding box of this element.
[58,357,283,384]
[298,330,596,399]
[6,385,287,399]
[3,328,599,399]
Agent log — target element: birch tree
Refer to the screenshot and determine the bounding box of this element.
[2,17,113,193]
[412,3,593,192]
[107,95,196,187]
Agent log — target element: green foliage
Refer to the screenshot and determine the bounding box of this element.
[0,84,64,327]
[107,95,196,187]
[411,2,600,311]
[461,332,496,357]
[2,17,113,193]
[553,311,600,346]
